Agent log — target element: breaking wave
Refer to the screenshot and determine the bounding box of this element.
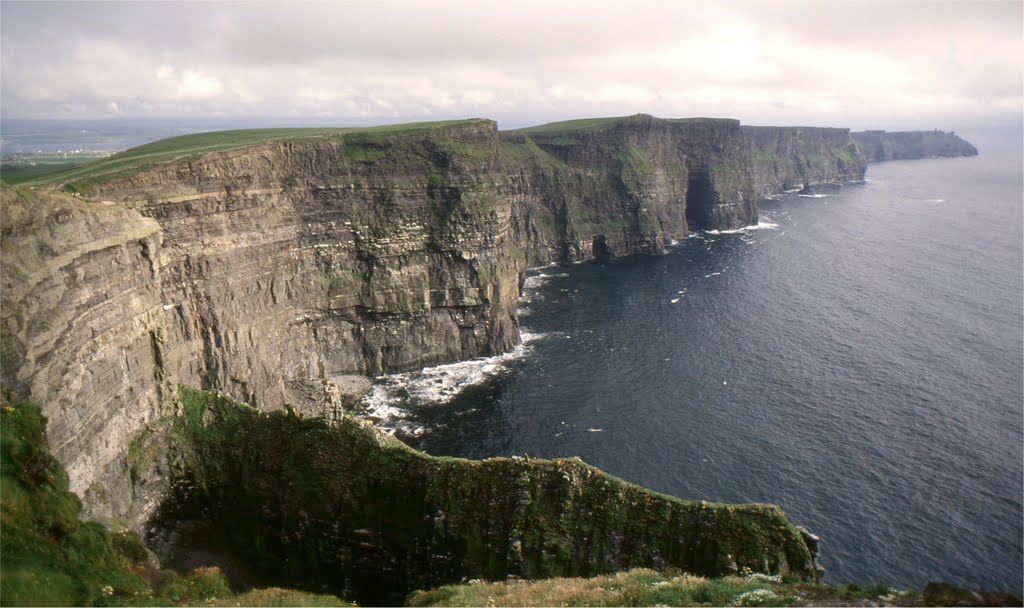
[704,217,780,235]
[358,332,545,436]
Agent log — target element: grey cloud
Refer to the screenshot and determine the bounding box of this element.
[1,0,1020,127]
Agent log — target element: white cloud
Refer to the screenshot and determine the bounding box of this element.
[176,70,223,99]
[0,0,1020,128]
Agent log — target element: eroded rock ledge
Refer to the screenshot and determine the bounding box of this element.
[153,387,821,605]
[2,115,981,601]
[1,115,876,525]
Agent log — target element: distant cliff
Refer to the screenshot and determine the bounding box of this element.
[852,129,979,162]
[744,126,866,198]
[1,115,867,528]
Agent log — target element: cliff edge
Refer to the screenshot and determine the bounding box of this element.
[2,116,868,525]
[0,116,984,604]
[852,130,979,162]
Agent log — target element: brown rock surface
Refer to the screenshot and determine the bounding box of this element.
[1,117,868,524]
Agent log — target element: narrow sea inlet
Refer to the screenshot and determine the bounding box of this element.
[360,129,1024,593]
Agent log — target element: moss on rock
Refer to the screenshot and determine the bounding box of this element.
[159,387,819,605]
[0,394,348,607]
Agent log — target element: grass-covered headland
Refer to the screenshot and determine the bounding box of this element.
[3,390,1020,606]
[11,119,487,194]
[162,387,818,605]
[0,394,349,606]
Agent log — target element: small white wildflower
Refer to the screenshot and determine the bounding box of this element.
[101,585,114,597]
[732,588,778,606]
[744,572,781,583]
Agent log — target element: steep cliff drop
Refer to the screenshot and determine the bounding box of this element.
[743,126,867,199]
[0,115,881,599]
[149,387,822,605]
[851,129,979,162]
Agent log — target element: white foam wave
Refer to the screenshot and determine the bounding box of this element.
[922,198,946,203]
[797,193,828,198]
[522,271,568,290]
[359,331,546,434]
[704,218,779,235]
[520,271,570,307]
[524,270,573,288]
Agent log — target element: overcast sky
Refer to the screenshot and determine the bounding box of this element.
[2,0,1021,130]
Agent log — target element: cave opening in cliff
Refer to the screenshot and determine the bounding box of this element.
[685,168,717,231]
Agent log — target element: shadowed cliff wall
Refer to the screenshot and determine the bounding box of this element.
[851,130,979,162]
[156,388,819,605]
[743,126,866,198]
[1,116,870,525]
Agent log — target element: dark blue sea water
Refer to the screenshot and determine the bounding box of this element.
[365,130,1024,593]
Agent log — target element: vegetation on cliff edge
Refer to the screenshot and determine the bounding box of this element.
[0,393,350,607]
[3,391,1018,606]
[19,118,491,192]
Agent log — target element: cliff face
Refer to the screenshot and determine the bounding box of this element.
[0,184,173,521]
[89,120,524,405]
[1,116,867,526]
[744,126,866,197]
[851,130,979,162]
[158,388,820,605]
[517,115,758,255]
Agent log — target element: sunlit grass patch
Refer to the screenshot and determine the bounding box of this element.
[406,568,796,607]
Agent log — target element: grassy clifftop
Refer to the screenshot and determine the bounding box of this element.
[16,119,494,193]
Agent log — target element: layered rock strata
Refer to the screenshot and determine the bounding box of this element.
[743,126,866,197]
[1,116,871,526]
[852,129,979,161]
[0,184,173,520]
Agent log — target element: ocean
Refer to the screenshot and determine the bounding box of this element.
[362,128,1024,593]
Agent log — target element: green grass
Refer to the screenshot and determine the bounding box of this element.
[406,569,797,607]
[1,396,152,605]
[1,160,93,184]
[0,393,349,606]
[20,119,488,192]
[406,569,923,607]
[497,136,567,173]
[515,116,634,136]
[841,580,894,598]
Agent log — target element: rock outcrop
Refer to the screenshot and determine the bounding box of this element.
[744,126,866,198]
[0,184,173,522]
[851,129,979,162]
[0,116,871,527]
[516,115,757,255]
[156,388,821,605]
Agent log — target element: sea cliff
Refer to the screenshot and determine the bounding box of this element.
[157,387,821,604]
[1,115,872,527]
[3,116,963,600]
[851,129,979,162]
